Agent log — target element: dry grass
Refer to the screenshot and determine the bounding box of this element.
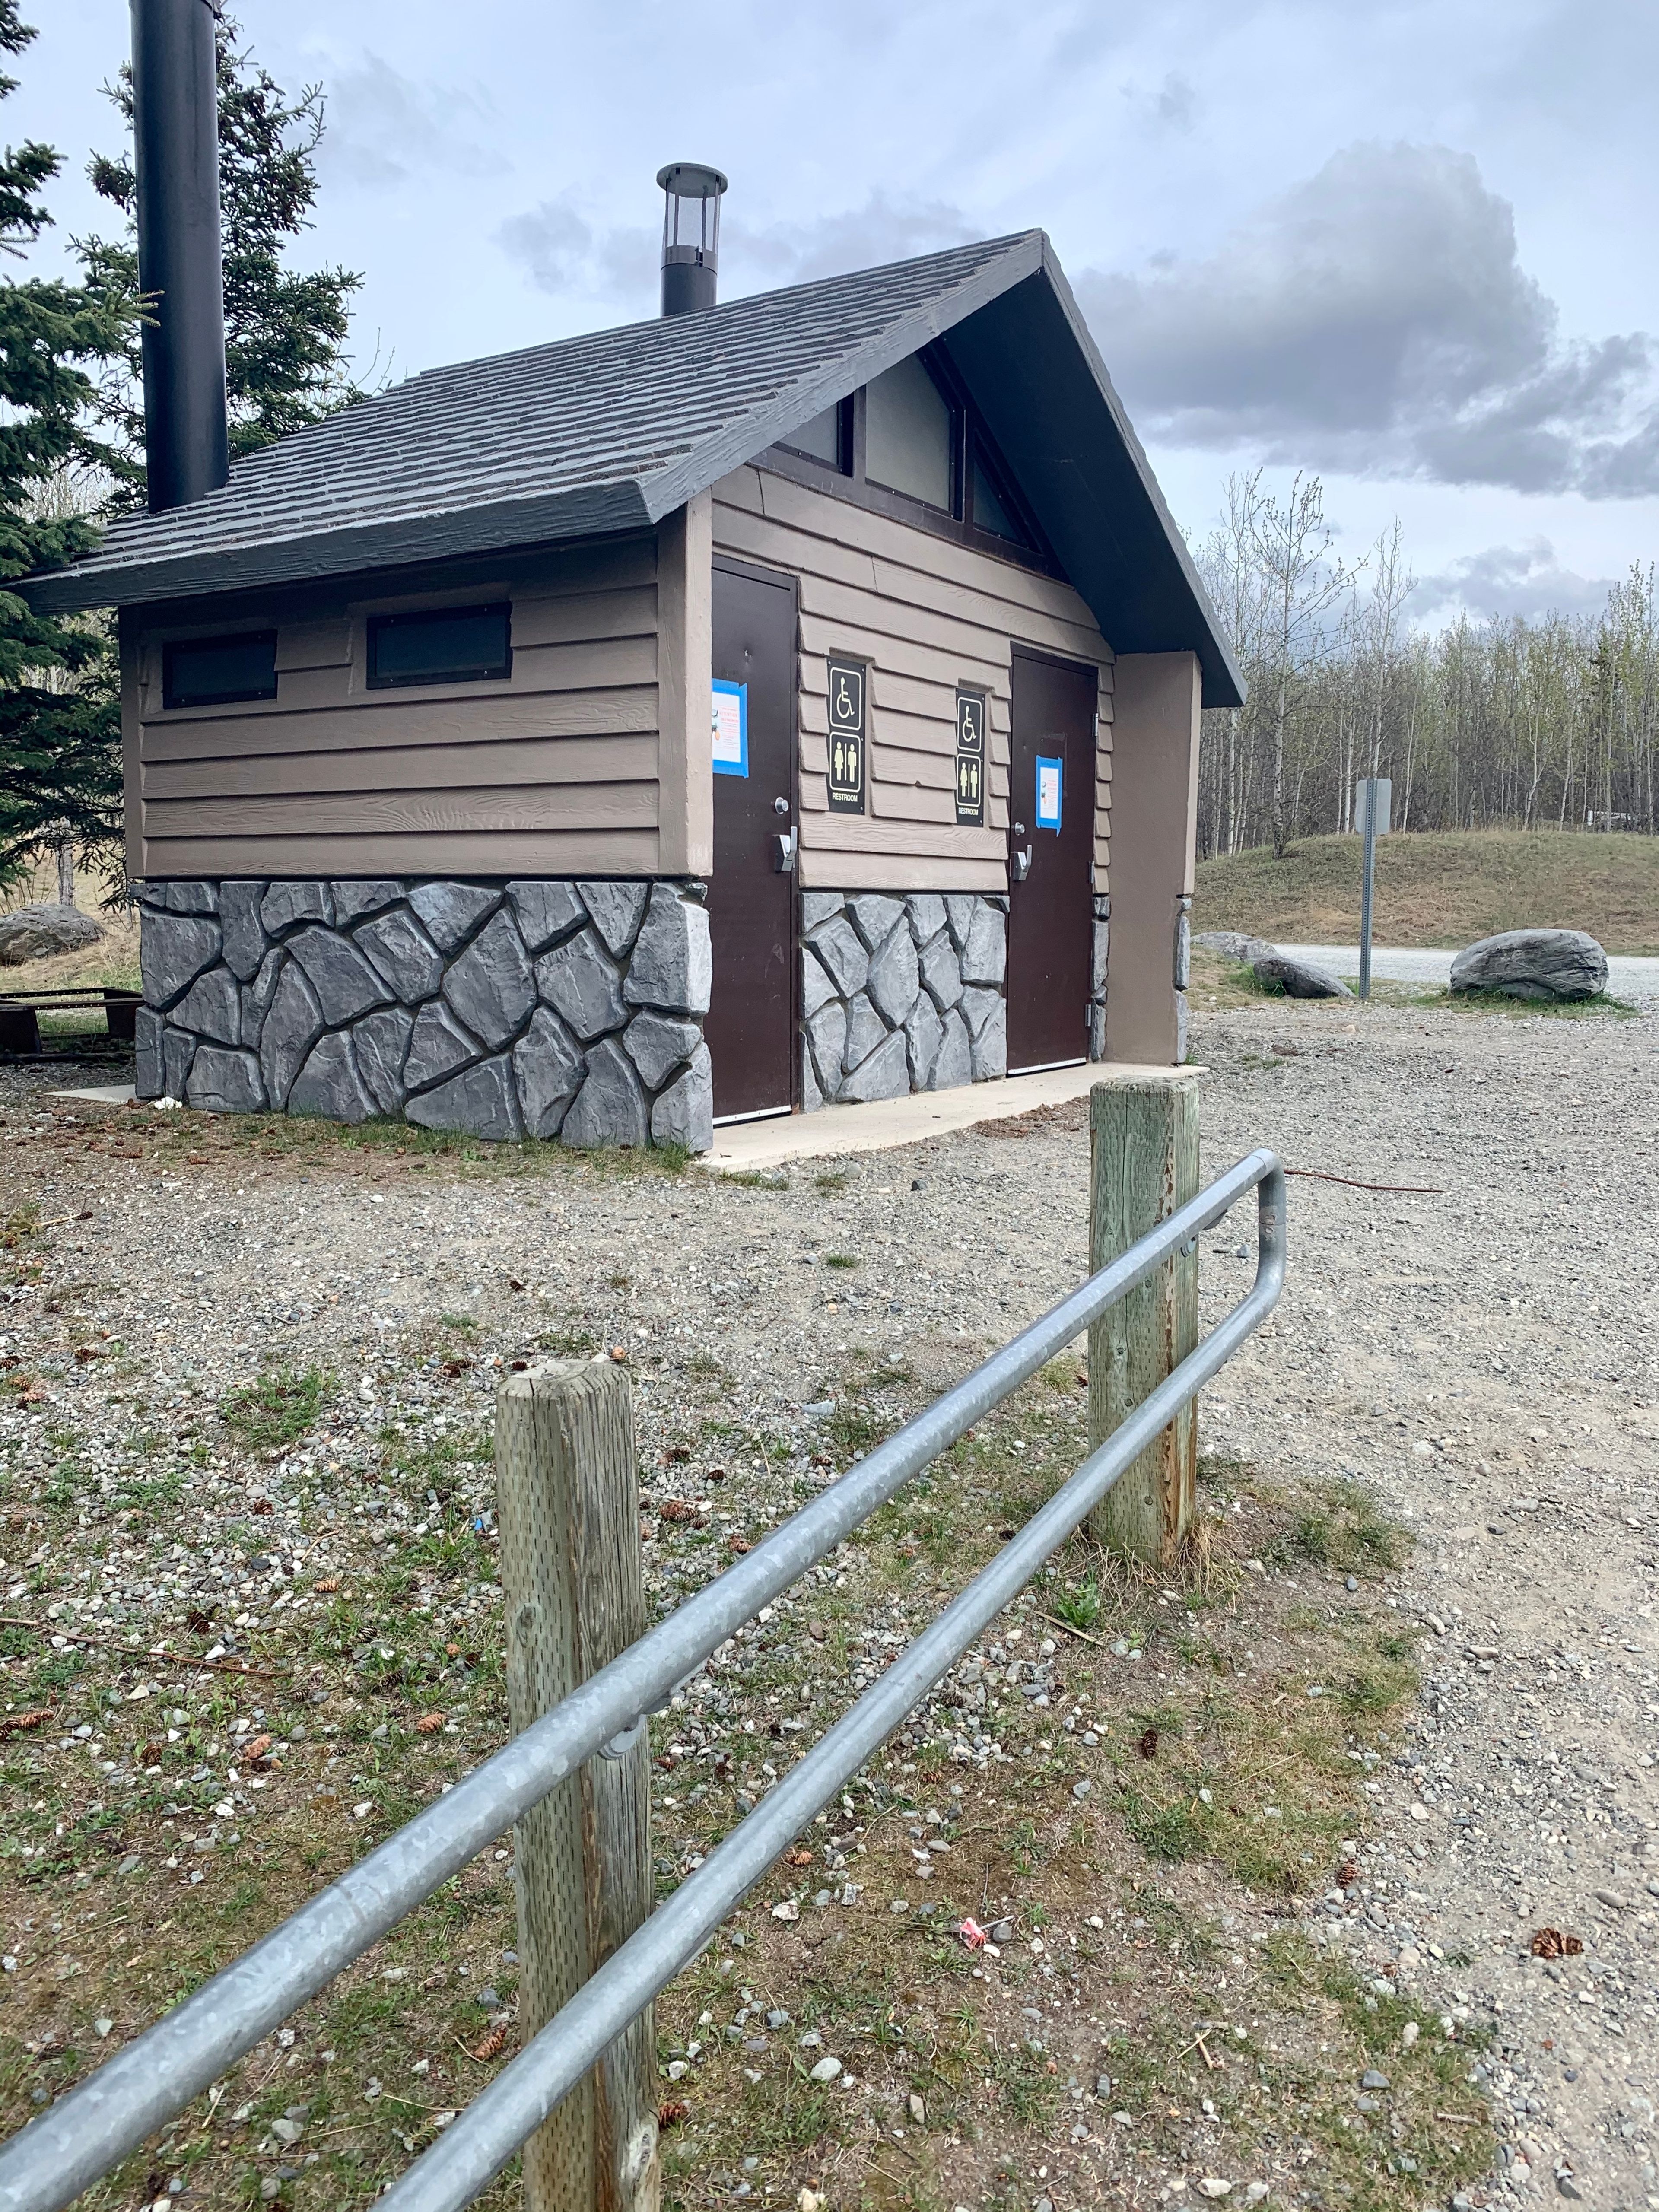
[0,1128,1495,2211]
[1195,828,1659,953]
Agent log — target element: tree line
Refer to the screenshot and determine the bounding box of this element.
[0,0,360,895]
[1193,471,1659,856]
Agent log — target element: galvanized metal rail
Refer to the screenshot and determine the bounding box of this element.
[0,1148,1285,2212]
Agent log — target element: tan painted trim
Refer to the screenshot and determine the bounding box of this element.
[656,491,713,877]
[1103,652,1200,1067]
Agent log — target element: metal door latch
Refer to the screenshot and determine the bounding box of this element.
[772,830,797,874]
[1012,846,1033,882]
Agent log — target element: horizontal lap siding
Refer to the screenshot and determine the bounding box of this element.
[133,539,661,880]
[712,466,1112,895]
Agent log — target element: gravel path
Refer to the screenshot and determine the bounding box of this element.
[2,985,1656,2206]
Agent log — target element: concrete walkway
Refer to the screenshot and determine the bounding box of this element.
[1282,941,1659,1001]
[699,1058,1198,1174]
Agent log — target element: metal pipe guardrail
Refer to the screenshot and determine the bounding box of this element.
[0,1148,1284,2212]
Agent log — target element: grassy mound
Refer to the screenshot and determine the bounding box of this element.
[1195,829,1659,953]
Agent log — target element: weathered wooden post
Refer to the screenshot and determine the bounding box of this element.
[1087,1075,1200,1566]
[496,1360,658,2212]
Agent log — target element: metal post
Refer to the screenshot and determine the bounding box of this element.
[1358,783,1377,1002]
[1087,1076,1199,1564]
[495,1363,658,2212]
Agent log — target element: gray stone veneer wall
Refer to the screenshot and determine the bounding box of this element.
[134,878,712,1150]
[800,891,1007,1110]
[1088,895,1110,1061]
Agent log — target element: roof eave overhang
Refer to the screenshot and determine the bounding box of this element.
[17,479,658,615]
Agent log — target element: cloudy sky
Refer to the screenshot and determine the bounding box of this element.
[19,0,1659,623]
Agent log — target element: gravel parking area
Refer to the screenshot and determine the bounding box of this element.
[1,981,1656,2208]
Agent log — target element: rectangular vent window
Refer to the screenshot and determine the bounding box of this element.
[367,603,512,689]
[162,631,278,710]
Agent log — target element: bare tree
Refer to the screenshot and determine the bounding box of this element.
[1251,473,1353,857]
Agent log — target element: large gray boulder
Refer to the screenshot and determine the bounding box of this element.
[1252,952,1353,1001]
[1195,929,1277,964]
[0,903,106,965]
[1450,928,1608,1002]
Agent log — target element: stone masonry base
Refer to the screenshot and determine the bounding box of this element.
[800,891,1008,1109]
[135,878,712,1150]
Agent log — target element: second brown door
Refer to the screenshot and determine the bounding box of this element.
[1007,649,1095,1073]
[706,563,796,1120]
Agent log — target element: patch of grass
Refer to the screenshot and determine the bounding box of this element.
[1287,1479,1411,1578]
[219,1362,330,1451]
[1195,825,1659,953]
[1425,986,1639,1019]
[812,1168,850,1194]
[824,1252,860,1271]
[1049,1576,1102,1633]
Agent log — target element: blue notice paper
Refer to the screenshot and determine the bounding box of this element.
[712,679,748,777]
[1035,753,1063,831]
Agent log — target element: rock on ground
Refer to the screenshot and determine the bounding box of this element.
[1450,928,1609,1001]
[0,903,106,964]
[1251,950,1353,999]
[1195,930,1277,964]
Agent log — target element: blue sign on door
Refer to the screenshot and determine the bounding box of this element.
[712,679,748,777]
[1035,753,1063,831]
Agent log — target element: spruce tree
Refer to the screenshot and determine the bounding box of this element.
[80,10,364,500]
[0,0,138,889]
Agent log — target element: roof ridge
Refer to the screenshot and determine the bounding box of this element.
[400,229,1043,390]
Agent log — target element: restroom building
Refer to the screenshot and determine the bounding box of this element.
[23,144,1241,1149]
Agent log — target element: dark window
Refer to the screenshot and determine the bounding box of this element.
[162,631,278,710]
[781,398,848,471]
[970,446,1025,543]
[865,356,955,510]
[367,603,512,689]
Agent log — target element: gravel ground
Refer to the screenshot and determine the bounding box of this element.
[2,981,1656,2208]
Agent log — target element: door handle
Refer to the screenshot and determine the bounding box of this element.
[1012,845,1033,883]
[772,830,797,874]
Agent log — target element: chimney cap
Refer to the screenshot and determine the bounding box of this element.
[656,161,728,199]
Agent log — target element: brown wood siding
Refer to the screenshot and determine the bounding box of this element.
[130,537,663,880]
[712,466,1113,894]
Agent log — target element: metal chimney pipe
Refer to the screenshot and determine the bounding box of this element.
[131,0,229,512]
[657,162,727,318]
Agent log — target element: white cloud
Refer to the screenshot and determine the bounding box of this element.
[1408,539,1618,624]
[1077,141,1659,498]
[315,54,509,188]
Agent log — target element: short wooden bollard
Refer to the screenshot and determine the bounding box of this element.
[496,1360,658,2212]
[1087,1076,1200,1566]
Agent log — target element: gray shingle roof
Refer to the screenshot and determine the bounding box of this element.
[23,228,1242,705]
[26,233,1042,612]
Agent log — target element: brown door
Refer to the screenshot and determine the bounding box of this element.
[707,562,796,1120]
[1007,649,1095,1072]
